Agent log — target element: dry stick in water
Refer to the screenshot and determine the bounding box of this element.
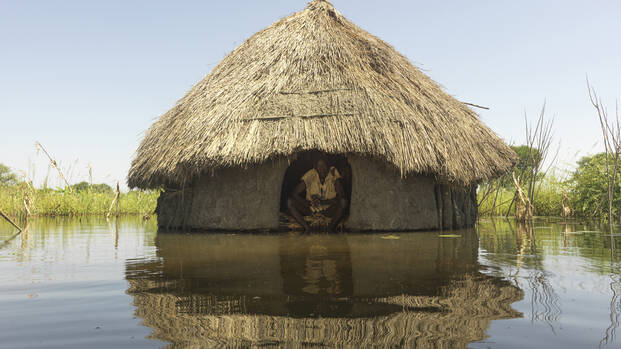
[107,181,121,219]
[106,197,116,219]
[588,79,621,234]
[513,172,532,222]
[19,172,34,218]
[23,196,31,217]
[36,141,71,192]
[0,209,22,233]
[106,194,117,219]
[115,181,120,217]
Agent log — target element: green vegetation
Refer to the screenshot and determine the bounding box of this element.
[70,181,113,193]
[0,163,158,219]
[510,145,543,188]
[479,151,620,220]
[479,174,565,217]
[0,184,159,219]
[569,153,621,220]
[0,164,18,186]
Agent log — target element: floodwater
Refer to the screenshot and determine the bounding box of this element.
[0,218,620,348]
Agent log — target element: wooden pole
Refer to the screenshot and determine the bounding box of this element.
[0,209,22,233]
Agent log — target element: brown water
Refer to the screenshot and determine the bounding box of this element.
[0,217,620,348]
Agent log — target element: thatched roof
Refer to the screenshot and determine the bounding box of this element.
[128,0,517,189]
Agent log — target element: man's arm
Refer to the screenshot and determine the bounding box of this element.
[292,181,307,205]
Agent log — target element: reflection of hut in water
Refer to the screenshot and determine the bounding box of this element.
[126,232,523,347]
[127,0,517,231]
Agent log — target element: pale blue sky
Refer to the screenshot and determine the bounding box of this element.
[1,0,620,188]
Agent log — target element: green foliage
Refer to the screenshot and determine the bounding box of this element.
[513,145,543,188]
[532,175,565,216]
[70,181,113,193]
[569,153,621,219]
[0,163,18,186]
[480,152,621,220]
[512,145,543,174]
[478,145,561,217]
[492,146,543,190]
[478,188,514,216]
[478,174,567,217]
[0,185,159,219]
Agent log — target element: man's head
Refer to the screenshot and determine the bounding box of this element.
[315,159,328,178]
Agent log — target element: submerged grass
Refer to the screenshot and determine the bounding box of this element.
[0,184,159,220]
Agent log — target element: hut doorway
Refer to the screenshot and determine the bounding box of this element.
[279,151,352,228]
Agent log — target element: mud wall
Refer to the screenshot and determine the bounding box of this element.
[347,155,477,231]
[156,160,288,230]
[435,182,478,231]
[156,155,477,231]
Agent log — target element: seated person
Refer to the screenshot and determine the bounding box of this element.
[287,159,348,233]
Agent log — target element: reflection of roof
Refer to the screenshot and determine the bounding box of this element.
[128,0,517,189]
[128,275,522,348]
[125,232,523,347]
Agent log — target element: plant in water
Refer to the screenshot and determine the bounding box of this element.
[587,80,621,232]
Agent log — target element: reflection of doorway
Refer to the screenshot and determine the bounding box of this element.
[278,234,354,317]
[279,151,352,218]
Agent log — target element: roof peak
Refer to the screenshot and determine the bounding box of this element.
[307,0,335,10]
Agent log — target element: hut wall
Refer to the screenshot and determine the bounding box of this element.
[156,155,477,231]
[346,156,438,231]
[346,155,477,231]
[155,187,192,229]
[434,183,478,230]
[156,160,288,230]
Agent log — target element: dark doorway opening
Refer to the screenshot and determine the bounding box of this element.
[279,151,352,219]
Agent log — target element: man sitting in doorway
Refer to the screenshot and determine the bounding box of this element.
[287,159,348,233]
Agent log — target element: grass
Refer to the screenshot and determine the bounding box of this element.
[478,175,565,217]
[0,184,159,220]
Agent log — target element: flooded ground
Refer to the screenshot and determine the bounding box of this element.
[0,217,620,348]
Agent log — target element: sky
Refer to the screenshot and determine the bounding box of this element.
[1,0,620,189]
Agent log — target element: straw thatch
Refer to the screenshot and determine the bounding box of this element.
[128,0,517,189]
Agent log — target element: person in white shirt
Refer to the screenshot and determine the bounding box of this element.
[287,159,348,233]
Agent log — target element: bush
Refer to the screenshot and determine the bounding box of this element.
[569,153,621,219]
[0,163,18,186]
[70,181,113,193]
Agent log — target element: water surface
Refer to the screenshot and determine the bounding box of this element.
[0,217,620,348]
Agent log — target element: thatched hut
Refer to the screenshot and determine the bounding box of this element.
[128,0,517,231]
